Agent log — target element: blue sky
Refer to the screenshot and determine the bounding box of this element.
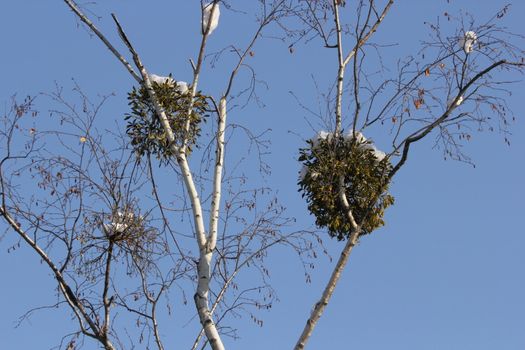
[1,1,524,349]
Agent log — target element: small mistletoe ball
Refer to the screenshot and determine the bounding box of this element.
[125,75,209,163]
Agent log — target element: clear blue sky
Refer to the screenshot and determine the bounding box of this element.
[1,1,524,349]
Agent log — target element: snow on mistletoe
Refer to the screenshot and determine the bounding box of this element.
[125,74,209,162]
[298,130,394,240]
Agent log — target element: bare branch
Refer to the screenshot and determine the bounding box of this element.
[62,0,141,82]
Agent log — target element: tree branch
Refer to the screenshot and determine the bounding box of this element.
[389,59,522,178]
[63,0,141,82]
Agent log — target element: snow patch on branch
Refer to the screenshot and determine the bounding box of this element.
[311,130,332,148]
[299,165,308,181]
[344,130,367,144]
[299,130,386,181]
[103,211,136,236]
[459,31,477,54]
[344,130,385,161]
[176,81,189,94]
[148,74,189,94]
[149,74,174,85]
[202,2,220,35]
[447,95,464,108]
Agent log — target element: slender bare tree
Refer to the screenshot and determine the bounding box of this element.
[1,1,523,350]
[290,1,524,349]
[1,2,317,349]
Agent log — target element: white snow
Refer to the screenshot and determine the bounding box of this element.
[311,130,331,148]
[372,149,386,161]
[351,133,386,161]
[459,31,477,54]
[344,130,367,143]
[149,74,189,94]
[360,142,375,151]
[298,166,320,182]
[310,130,387,161]
[317,130,330,140]
[176,81,189,94]
[447,95,464,108]
[299,165,308,181]
[103,211,135,236]
[202,2,220,35]
[300,130,388,181]
[117,211,134,221]
[149,74,175,85]
[103,222,128,235]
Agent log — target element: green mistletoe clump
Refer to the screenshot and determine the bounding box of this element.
[125,76,208,162]
[298,133,394,240]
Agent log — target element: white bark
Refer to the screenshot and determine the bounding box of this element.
[208,98,227,251]
[114,15,224,347]
[295,180,360,349]
[176,153,207,250]
[194,251,225,350]
[294,230,359,350]
[59,4,287,349]
[295,2,395,348]
[333,2,345,136]
[190,98,227,350]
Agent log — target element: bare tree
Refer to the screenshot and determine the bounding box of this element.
[290,1,524,349]
[1,2,317,350]
[1,1,523,350]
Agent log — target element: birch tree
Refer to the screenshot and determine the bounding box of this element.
[1,2,316,349]
[1,1,524,350]
[290,1,524,349]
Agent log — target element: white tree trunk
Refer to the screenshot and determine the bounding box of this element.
[208,98,227,250]
[191,98,227,350]
[294,230,358,350]
[194,251,225,350]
